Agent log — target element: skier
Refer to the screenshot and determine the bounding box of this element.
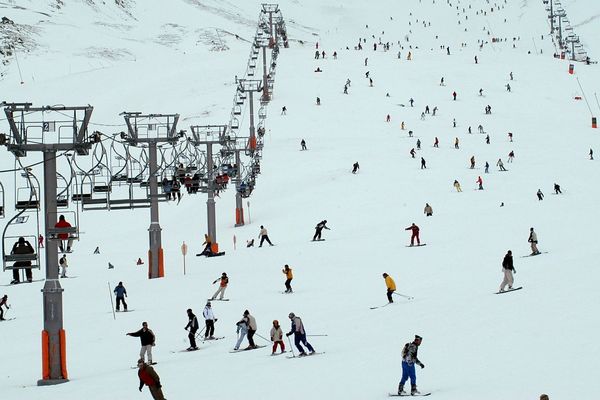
[94,246,100,254]
[590,148,594,160]
[423,203,433,216]
[485,134,490,144]
[537,189,544,201]
[528,227,540,255]
[386,114,391,122]
[126,321,156,364]
[113,281,128,311]
[0,295,8,320]
[479,88,483,96]
[453,180,462,192]
[454,137,459,149]
[184,308,199,350]
[282,264,293,293]
[54,214,74,253]
[499,250,515,292]
[233,312,249,351]
[432,106,437,116]
[59,254,68,278]
[508,132,513,141]
[420,157,426,169]
[203,301,217,340]
[497,158,507,171]
[211,272,229,300]
[258,225,274,247]
[352,161,360,174]
[343,85,348,94]
[405,223,420,246]
[137,359,165,400]
[383,273,396,303]
[286,312,315,356]
[476,176,484,190]
[553,183,562,194]
[416,139,421,150]
[281,106,287,115]
[316,97,321,106]
[452,91,457,100]
[409,98,414,107]
[270,320,285,355]
[38,234,44,248]
[365,57,368,66]
[410,148,416,158]
[470,156,475,169]
[433,137,439,148]
[453,119,457,128]
[313,220,330,241]
[485,161,490,174]
[397,335,425,395]
[401,121,406,130]
[478,124,485,134]
[10,237,34,284]
[508,150,515,162]
[301,139,307,150]
[506,83,511,92]
[440,77,444,86]
[474,55,478,63]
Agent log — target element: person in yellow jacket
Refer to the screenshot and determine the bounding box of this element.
[383,273,396,303]
[282,265,293,293]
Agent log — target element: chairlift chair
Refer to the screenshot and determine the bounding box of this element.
[0,181,4,218]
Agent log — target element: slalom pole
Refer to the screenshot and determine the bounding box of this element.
[393,292,414,300]
[108,282,115,320]
[287,335,295,357]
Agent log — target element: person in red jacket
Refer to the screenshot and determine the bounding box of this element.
[137,359,165,400]
[54,215,73,252]
[405,223,420,246]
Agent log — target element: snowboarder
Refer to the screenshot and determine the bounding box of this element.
[528,228,540,255]
[352,161,360,174]
[281,106,287,115]
[537,189,544,201]
[316,97,321,105]
[397,335,425,395]
[127,322,156,364]
[386,114,391,122]
[343,85,348,94]
[508,132,513,141]
[203,301,217,340]
[405,223,420,246]
[409,98,414,107]
[59,254,68,278]
[184,308,199,350]
[301,139,307,150]
[420,157,426,169]
[313,220,330,241]
[440,77,444,86]
[474,55,478,63]
[452,91,457,100]
[454,137,459,149]
[476,175,484,190]
[55,214,74,253]
[485,161,490,174]
[211,272,229,300]
[0,295,9,320]
[416,139,421,150]
[590,148,594,160]
[410,148,416,158]
[554,183,562,194]
[499,250,515,292]
[10,237,34,284]
[453,180,462,192]
[401,121,406,130]
[94,246,100,254]
[433,137,439,148]
[497,158,507,171]
[424,203,432,216]
[508,150,515,162]
[470,156,475,169]
[506,83,511,92]
[453,119,457,128]
[137,359,165,400]
[383,273,396,303]
[282,265,293,293]
[485,134,490,144]
[197,234,213,256]
[286,312,315,356]
[258,225,274,247]
[270,320,285,355]
[38,234,44,248]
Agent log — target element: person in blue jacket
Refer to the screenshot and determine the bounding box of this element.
[114,281,128,311]
[285,312,315,356]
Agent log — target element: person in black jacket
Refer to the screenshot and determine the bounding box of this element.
[313,220,330,241]
[499,250,516,292]
[127,322,156,364]
[184,309,199,350]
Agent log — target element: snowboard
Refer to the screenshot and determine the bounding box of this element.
[281,291,294,294]
[229,345,266,353]
[389,392,431,397]
[521,251,548,258]
[286,351,324,359]
[311,239,325,242]
[0,317,16,322]
[406,244,426,247]
[495,286,523,294]
[207,298,229,302]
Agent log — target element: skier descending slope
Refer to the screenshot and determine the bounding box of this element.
[184,309,199,351]
[286,312,315,356]
[383,273,396,303]
[397,335,426,396]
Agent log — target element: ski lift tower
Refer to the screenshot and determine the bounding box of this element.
[1,101,93,386]
[257,37,272,102]
[121,112,180,279]
[189,125,229,254]
[555,8,567,49]
[261,3,280,47]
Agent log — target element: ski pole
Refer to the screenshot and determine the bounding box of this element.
[254,332,271,343]
[306,334,328,337]
[195,326,206,340]
[287,335,295,357]
[108,282,115,320]
[393,292,414,300]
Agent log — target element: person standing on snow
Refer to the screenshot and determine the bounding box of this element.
[301,139,307,150]
[0,295,9,320]
[537,189,544,201]
[420,157,426,169]
[405,223,420,246]
[270,320,285,355]
[528,228,540,255]
[470,156,475,169]
[126,321,156,364]
[397,335,425,395]
[484,161,490,173]
[497,158,507,171]
[286,312,315,356]
[313,220,330,241]
[282,265,293,293]
[59,254,68,278]
[383,273,396,303]
[352,162,360,173]
[211,272,229,300]
[258,225,274,247]
[233,312,249,351]
[137,359,165,400]
[184,308,199,350]
[424,203,433,216]
[553,183,562,194]
[499,250,516,292]
[114,281,128,312]
[476,176,484,190]
[203,301,217,340]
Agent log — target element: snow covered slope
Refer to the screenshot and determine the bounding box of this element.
[1,1,599,399]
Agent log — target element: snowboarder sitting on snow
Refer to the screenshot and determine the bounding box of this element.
[313,220,330,241]
[398,335,425,395]
[286,312,315,356]
[270,320,285,355]
[383,273,396,303]
[405,223,420,246]
[246,238,255,248]
[0,295,9,320]
[197,234,213,256]
[137,358,165,400]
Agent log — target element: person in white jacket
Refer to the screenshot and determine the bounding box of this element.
[528,227,540,255]
[203,302,217,339]
[270,320,285,355]
[258,225,274,247]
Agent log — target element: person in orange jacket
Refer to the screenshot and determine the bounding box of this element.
[405,223,420,246]
[383,273,396,303]
[282,265,293,293]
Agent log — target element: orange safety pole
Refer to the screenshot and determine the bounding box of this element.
[59,329,68,379]
[41,330,50,380]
